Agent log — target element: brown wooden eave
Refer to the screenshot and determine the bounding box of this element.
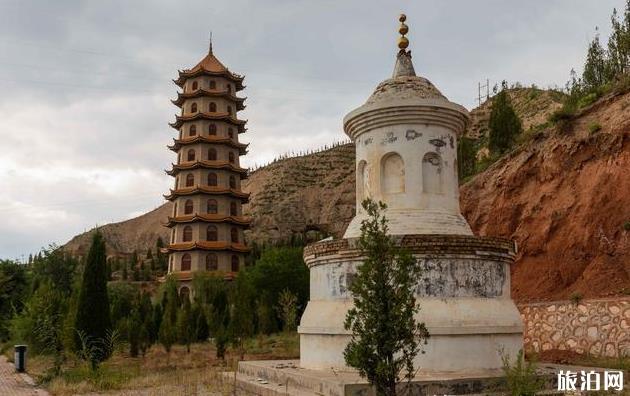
[166,241,251,253]
[167,136,248,154]
[164,214,252,227]
[165,160,248,177]
[164,187,250,202]
[171,89,246,109]
[169,112,247,131]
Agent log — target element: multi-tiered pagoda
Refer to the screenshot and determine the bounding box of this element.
[164,41,251,288]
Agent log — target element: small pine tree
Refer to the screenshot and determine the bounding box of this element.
[344,200,429,396]
[488,82,522,154]
[74,231,113,370]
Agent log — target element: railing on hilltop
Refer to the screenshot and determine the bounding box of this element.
[248,139,352,173]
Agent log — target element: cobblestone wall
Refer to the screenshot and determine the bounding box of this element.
[519,297,630,357]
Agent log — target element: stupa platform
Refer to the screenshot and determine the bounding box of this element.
[226,359,585,396]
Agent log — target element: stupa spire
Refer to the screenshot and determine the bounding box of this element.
[208,31,213,55]
[392,13,416,78]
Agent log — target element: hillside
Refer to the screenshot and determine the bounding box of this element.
[466,87,565,140]
[461,90,630,301]
[63,88,630,301]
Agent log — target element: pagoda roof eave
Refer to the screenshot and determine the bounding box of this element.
[164,214,252,227]
[164,187,250,202]
[165,161,248,177]
[165,241,251,253]
[169,112,247,130]
[171,90,246,108]
[167,136,248,154]
[173,70,245,89]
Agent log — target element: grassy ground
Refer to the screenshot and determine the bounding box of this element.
[9,332,299,395]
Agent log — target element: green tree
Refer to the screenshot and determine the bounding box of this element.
[74,231,112,369]
[0,260,28,341]
[277,289,298,332]
[488,83,522,154]
[583,31,608,91]
[158,278,179,362]
[176,297,194,353]
[457,136,476,182]
[344,200,429,396]
[229,274,255,359]
[30,246,77,296]
[607,3,630,78]
[11,281,68,375]
[247,246,309,328]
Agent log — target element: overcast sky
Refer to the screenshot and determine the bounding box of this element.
[0,0,622,260]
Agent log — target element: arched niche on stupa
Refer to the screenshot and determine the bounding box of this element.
[357,160,368,204]
[422,152,443,194]
[381,152,405,195]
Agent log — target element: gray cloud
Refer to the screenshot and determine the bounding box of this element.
[0,0,623,258]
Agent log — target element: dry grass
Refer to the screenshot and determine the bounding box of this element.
[27,332,299,395]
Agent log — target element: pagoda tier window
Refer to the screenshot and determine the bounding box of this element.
[192,81,198,91]
[231,255,239,272]
[230,227,239,243]
[209,80,216,89]
[208,173,218,186]
[226,84,232,93]
[187,149,196,162]
[207,199,218,214]
[191,102,198,113]
[206,254,218,271]
[185,173,194,187]
[209,102,217,112]
[184,199,193,215]
[170,229,175,243]
[189,125,197,136]
[229,175,236,189]
[230,202,237,216]
[228,128,234,139]
[181,254,191,271]
[228,152,235,164]
[180,286,190,300]
[207,225,218,241]
[208,124,217,135]
[208,148,217,161]
[183,226,193,242]
[227,105,233,115]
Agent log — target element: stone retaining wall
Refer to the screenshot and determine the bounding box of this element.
[519,297,630,357]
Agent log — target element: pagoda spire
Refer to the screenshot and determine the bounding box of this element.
[209,31,213,55]
[393,14,416,78]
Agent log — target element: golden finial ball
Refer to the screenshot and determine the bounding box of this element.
[399,23,409,35]
[399,14,406,22]
[398,36,409,49]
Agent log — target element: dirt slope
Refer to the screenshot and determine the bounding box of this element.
[461,90,630,301]
[63,89,630,301]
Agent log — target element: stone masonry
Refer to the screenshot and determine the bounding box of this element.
[519,297,630,358]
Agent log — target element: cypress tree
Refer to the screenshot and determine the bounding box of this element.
[74,231,112,367]
[488,82,522,154]
[343,200,429,396]
[176,297,193,353]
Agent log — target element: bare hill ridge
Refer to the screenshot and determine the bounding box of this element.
[63,88,630,301]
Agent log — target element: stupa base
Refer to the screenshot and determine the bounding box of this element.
[230,359,565,396]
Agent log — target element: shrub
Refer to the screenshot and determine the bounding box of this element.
[500,349,545,396]
[569,292,584,305]
[588,121,602,134]
[623,221,630,231]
